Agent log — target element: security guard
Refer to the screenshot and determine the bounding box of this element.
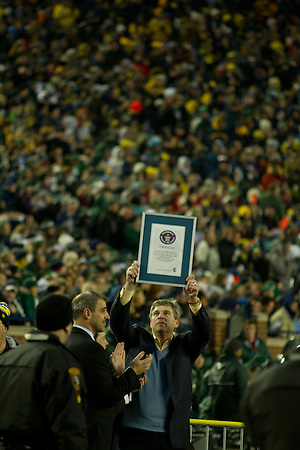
[0,294,88,450]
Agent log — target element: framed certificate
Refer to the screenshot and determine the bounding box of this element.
[137,212,197,287]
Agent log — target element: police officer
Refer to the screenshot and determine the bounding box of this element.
[0,294,88,450]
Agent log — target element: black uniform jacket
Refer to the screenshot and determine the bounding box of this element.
[0,331,88,450]
[65,326,141,450]
[110,294,212,449]
[241,349,300,450]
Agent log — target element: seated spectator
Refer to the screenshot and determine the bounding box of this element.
[0,280,27,325]
[238,295,263,319]
[269,295,300,338]
[261,296,277,335]
[261,296,276,318]
[220,281,247,314]
[0,302,20,354]
[236,317,272,377]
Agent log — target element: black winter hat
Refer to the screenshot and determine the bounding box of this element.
[35,294,73,331]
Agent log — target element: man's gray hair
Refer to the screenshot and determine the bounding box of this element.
[72,290,104,320]
[149,298,182,321]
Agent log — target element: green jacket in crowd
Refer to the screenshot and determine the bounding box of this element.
[237,333,272,372]
[198,348,248,421]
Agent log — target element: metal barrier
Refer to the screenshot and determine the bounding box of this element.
[190,419,253,450]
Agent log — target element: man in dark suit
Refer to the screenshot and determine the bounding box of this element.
[65,290,152,450]
[110,261,212,450]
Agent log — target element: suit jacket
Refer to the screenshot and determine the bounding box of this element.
[110,295,212,449]
[65,327,140,450]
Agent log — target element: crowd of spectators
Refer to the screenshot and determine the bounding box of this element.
[0,0,299,336]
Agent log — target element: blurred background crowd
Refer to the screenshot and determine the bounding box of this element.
[0,0,299,341]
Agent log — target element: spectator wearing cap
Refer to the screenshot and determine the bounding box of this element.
[0,302,20,354]
[214,154,233,184]
[0,294,88,450]
[0,280,27,325]
[198,338,247,421]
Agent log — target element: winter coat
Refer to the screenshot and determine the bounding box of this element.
[0,331,88,450]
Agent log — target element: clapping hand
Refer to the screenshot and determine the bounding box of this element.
[110,342,126,376]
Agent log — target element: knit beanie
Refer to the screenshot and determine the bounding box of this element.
[0,302,10,329]
[35,294,73,331]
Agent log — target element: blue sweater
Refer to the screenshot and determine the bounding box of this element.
[122,347,171,432]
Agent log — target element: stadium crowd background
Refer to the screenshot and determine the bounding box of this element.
[0,0,299,334]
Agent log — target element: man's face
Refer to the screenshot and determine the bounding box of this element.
[243,324,256,343]
[150,305,179,338]
[90,299,110,334]
[2,289,17,303]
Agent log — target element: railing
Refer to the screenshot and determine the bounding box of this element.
[190,418,255,450]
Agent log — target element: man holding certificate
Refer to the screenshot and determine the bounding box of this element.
[110,261,212,450]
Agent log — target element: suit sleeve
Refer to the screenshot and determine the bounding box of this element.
[80,342,140,407]
[110,292,140,350]
[185,305,212,363]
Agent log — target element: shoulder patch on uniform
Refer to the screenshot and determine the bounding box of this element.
[68,367,82,404]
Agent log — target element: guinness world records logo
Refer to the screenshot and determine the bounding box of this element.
[159,230,176,245]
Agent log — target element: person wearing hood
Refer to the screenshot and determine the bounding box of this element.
[198,338,248,421]
[269,295,300,338]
